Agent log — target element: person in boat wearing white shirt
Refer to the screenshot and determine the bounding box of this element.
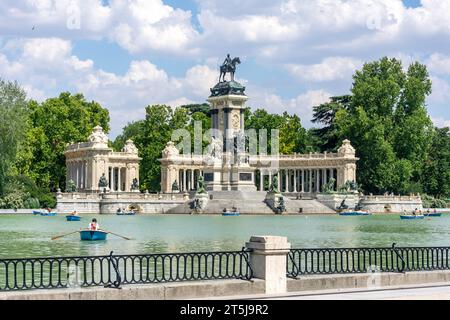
[88,218,99,231]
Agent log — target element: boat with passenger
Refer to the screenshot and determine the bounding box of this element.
[339,210,371,216]
[33,209,57,216]
[116,208,136,216]
[222,207,240,216]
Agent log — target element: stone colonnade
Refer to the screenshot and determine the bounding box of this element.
[65,126,141,193]
[255,168,338,193]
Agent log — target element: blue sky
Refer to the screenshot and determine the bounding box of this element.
[0,0,449,137]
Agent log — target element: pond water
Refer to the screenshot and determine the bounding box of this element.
[0,214,449,259]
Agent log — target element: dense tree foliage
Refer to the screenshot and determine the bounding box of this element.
[245,109,313,154]
[311,95,351,152]
[15,93,110,194]
[312,57,441,196]
[421,128,450,198]
[0,79,29,196]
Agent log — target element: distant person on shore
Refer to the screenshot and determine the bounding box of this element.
[88,218,99,231]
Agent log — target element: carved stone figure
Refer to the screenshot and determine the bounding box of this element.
[276,197,286,214]
[172,180,180,192]
[98,173,108,188]
[122,139,138,154]
[322,178,336,194]
[88,125,109,145]
[204,137,223,165]
[67,179,77,193]
[197,175,207,194]
[131,178,139,191]
[162,141,179,158]
[269,175,279,193]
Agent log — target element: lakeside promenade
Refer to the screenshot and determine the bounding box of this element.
[3,235,450,300]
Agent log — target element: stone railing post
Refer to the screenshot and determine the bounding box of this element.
[245,236,291,294]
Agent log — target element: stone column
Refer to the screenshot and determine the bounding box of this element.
[293,170,297,192]
[183,169,187,192]
[316,169,320,192]
[259,171,263,191]
[119,167,122,192]
[284,170,288,192]
[268,171,272,191]
[309,170,312,193]
[111,167,115,192]
[301,170,305,193]
[245,236,291,294]
[323,168,327,188]
[76,162,80,189]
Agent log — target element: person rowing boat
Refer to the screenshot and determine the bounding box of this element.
[88,218,100,231]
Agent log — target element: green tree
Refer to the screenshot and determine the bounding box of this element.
[332,57,434,194]
[422,127,450,198]
[16,93,110,192]
[0,79,29,195]
[311,95,351,152]
[245,109,311,154]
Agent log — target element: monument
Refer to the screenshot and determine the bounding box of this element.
[203,54,256,191]
[160,55,359,196]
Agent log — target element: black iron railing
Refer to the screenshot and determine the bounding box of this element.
[0,249,253,291]
[287,244,450,277]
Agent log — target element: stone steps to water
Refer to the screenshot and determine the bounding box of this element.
[282,197,336,215]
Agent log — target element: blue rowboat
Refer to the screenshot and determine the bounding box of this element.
[116,211,136,216]
[79,230,108,241]
[339,211,371,216]
[66,215,81,221]
[39,212,57,216]
[400,215,425,220]
[33,210,57,216]
[424,213,442,217]
[222,212,240,216]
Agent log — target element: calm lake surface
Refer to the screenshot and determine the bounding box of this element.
[0,214,449,259]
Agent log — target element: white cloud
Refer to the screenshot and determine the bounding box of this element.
[427,53,450,76]
[248,89,331,126]
[429,76,450,104]
[286,57,363,82]
[432,117,450,128]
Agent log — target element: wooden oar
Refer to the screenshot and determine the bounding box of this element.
[51,230,79,240]
[103,230,131,240]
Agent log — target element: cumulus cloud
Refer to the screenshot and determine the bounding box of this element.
[286,57,363,82]
[247,88,331,126]
[427,53,450,75]
[1,0,450,135]
[0,37,217,136]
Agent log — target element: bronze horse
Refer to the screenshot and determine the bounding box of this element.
[219,57,241,82]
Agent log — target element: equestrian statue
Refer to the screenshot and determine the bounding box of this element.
[219,54,241,82]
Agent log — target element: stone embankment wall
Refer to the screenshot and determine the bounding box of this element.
[359,195,423,213]
[56,192,188,214]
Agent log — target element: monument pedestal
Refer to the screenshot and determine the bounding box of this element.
[265,191,285,214]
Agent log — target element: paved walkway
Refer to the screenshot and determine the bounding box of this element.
[265,286,450,300]
[211,283,450,300]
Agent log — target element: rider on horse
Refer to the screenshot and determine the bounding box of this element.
[222,54,232,70]
[219,54,240,82]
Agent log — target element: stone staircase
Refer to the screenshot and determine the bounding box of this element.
[206,191,274,215]
[164,191,336,215]
[282,196,336,215]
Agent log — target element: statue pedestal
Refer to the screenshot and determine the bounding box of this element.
[265,192,285,214]
[230,164,256,191]
[192,193,209,214]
